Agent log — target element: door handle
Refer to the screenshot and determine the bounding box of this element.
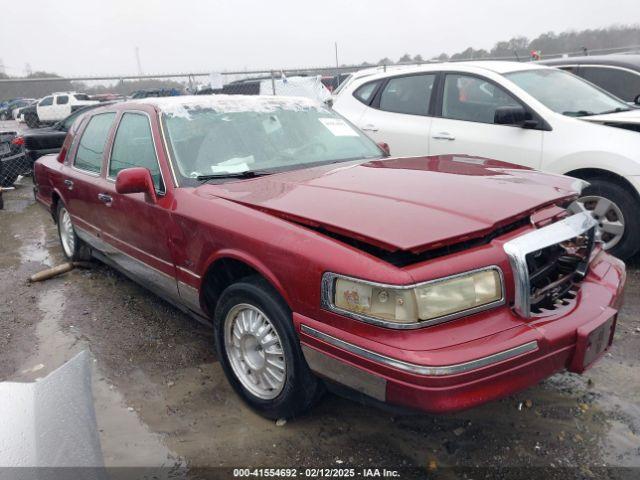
[361,124,379,132]
[432,132,456,141]
[63,179,73,190]
[97,193,113,205]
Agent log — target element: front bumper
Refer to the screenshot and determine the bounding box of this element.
[297,251,625,413]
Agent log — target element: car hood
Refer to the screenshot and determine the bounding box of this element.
[581,109,640,125]
[198,155,579,254]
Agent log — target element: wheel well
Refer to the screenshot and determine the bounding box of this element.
[51,191,61,222]
[565,168,640,202]
[201,258,267,317]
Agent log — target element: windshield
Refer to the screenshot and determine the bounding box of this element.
[505,68,630,117]
[162,101,383,184]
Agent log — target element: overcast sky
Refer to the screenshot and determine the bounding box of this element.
[1,0,639,77]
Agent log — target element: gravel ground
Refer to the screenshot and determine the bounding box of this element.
[1,168,639,479]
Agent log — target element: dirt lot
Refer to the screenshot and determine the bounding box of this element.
[1,174,639,479]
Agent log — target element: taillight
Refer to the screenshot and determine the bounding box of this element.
[11,136,24,146]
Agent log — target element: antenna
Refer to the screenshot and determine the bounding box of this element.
[135,47,143,75]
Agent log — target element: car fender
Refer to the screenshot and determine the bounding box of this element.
[547,151,640,180]
[200,247,291,306]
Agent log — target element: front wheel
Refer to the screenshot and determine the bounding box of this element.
[56,202,92,261]
[575,178,640,260]
[213,276,323,419]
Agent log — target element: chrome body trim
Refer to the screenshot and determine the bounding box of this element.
[301,345,387,401]
[503,211,597,318]
[75,226,181,304]
[158,113,180,188]
[177,265,201,279]
[321,266,505,330]
[177,281,205,315]
[301,325,538,376]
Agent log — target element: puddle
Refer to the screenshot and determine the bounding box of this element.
[11,285,182,470]
[18,224,53,267]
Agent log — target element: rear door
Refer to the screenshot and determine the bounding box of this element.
[95,109,180,303]
[356,73,436,156]
[53,95,70,121]
[428,73,543,169]
[62,112,117,239]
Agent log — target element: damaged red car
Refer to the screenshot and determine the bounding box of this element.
[33,96,626,419]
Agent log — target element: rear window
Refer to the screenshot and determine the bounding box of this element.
[353,81,380,105]
[74,94,90,101]
[73,113,116,173]
[57,96,69,105]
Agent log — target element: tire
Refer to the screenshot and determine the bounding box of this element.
[25,112,40,129]
[56,202,92,261]
[578,178,640,260]
[213,276,324,419]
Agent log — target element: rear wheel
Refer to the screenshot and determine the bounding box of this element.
[56,202,91,261]
[213,276,323,419]
[575,178,640,260]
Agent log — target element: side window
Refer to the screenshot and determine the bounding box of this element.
[39,96,53,106]
[378,75,435,115]
[56,95,69,105]
[109,113,163,192]
[73,113,116,173]
[579,67,640,102]
[353,81,380,105]
[442,74,523,124]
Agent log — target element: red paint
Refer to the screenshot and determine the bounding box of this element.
[32,100,626,414]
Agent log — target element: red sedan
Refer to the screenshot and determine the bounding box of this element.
[33,96,625,419]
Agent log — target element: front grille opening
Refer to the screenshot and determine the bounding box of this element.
[526,227,595,314]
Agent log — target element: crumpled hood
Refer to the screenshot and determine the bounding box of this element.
[198,155,579,253]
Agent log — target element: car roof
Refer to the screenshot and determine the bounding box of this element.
[342,61,549,85]
[127,94,324,114]
[538,54,640,70]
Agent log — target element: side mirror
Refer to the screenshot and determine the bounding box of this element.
[115,167,157,203]
[494,105,528,126]
[377,142,391,156]
[634,94,640,106]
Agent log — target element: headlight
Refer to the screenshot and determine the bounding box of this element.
[322,267,504,329]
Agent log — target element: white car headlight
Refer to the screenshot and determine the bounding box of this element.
[322,267,504,329]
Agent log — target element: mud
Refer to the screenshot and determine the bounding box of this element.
[1,180,639,477]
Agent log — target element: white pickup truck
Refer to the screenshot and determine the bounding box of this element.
[36,92,98,123]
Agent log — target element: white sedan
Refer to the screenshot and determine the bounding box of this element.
[333,61,640,260]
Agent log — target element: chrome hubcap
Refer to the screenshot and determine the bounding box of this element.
[574,196,625,250]
[224,304,286,400]
[59,208,75,258]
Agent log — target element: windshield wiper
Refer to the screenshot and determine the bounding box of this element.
[562,110,596,117]
[597,107,631,115]
[196,170,273,181]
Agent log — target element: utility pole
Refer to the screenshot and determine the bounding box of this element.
[0,58,5,75]
[334,42,339,68]
[135,47,143,75]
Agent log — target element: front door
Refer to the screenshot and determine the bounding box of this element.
[94,110,180,303]
[428,73,543,169]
